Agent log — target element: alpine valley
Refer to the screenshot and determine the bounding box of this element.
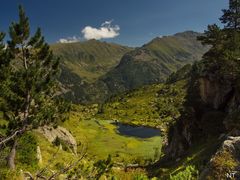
[55,31,208,104]
[1,1,240,180]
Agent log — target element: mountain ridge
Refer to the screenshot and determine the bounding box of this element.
[54,31,208,104]
[51,40,133,83]
[96,31,208,99]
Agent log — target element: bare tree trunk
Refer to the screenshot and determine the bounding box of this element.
[7,140,17,170]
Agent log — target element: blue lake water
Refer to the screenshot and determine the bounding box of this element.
[114,122,161,138]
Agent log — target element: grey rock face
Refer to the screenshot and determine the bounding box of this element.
[37,126,77,154]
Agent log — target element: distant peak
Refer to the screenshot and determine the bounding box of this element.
[174,31,202,38]
[85,39,101,44]
[87,39,100,42]
[148,31,202,44]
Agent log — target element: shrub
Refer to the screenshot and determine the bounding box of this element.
[16,132,38,170]
[52,136,71,152]
[209,150,238,179]
[134,174,149,180]
[170,165,198,180]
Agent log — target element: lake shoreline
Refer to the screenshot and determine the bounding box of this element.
[111,121,161,139]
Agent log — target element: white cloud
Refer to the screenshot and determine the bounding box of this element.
[58,36,79,43]
[101,20,113,27]
[82,20,120,40]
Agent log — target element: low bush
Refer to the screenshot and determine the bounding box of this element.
[170,165,198,180]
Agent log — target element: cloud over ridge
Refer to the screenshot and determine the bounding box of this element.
[82,20,120,40]
[58,36,79,43]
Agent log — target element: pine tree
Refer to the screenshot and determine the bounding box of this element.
[198,0,240,50]
[197,24,225,59]
[197,0,240,79]
[0,32,7,67]
[0,32,11,84]
[220,0,240,30]
[220,0,240,58]
[0,6,70,168]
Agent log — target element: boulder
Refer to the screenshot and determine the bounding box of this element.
[37,126,77,154]
[200,136,240,179]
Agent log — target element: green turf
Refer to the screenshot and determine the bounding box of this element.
[97,80,187,131]
[62,111,162,164]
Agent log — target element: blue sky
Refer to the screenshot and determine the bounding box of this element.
[0,0,228,47]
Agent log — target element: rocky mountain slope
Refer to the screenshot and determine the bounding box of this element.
[161,56,240,179]
[52,40,132,83]
[98,31,208,95]
[57,31,208,104]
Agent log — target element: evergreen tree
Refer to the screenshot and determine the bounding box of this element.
[0,32,7,67]
[220,0,240,59]
[220,0,240,30]
[0,32,11,86]
[197,0,240,79]
[0,6,70,168]
[197,24,225,60]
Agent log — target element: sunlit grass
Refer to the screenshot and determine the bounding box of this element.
[62,111,162,164]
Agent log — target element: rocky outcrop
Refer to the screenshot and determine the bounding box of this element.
[37,126,77,154]
[200,135,240,179]
[222,135,240,156]
[199,77,234,109]
[165,74,238,159]
[164,122,192,158]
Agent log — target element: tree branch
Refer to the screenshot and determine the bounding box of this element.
[0,126,27,146]
[35,148,60,179]
[47,143,88,180]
